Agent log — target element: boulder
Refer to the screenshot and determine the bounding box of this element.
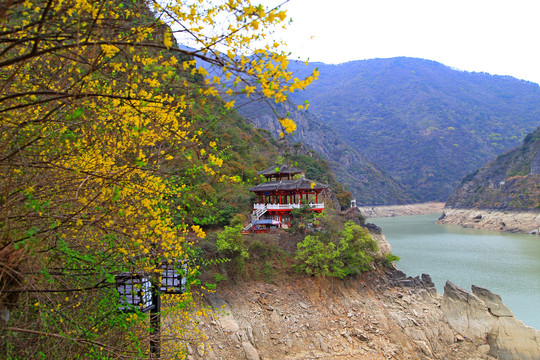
[488,317,540,360]
[471,285,513,317]
[442,281,540,360]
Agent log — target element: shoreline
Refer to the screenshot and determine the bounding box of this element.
[357,202,445,218]
[437,207,540,234]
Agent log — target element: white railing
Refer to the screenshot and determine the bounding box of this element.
[253,203,324,211]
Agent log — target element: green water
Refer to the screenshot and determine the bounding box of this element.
[371,213,540,330]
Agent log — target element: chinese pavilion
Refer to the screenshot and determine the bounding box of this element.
[244,164,329,232]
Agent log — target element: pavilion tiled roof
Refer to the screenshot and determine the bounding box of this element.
[257,164,304,177]
[248,178,329,192]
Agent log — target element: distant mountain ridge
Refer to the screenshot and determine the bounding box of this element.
[288,57,540,202]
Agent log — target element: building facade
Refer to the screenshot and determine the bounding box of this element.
[244,165,329,232]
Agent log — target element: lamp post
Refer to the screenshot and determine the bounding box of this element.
[115,262,185,358]
[149,280,161,358]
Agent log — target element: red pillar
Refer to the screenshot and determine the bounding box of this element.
[316,192,318,203]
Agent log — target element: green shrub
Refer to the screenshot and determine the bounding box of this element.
[295,234,344,278]
[383,254,400,268]
[262,261,274,282]
[288,204,317,234]
[357,212,366,225]
[216,225,248,274]
[337,222,378,275]
[212,273,228,283]
[294,221,378,279]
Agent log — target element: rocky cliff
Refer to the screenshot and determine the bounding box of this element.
[440,127,540,233]
[438,208,540,234]
[445,126,540,211]
[188,271,540,360]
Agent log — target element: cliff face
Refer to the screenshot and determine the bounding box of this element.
[189,271,540,360]
[439,127,540,233]
[445,126,540,211]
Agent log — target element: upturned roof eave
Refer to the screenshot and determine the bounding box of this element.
[248,179,329,193]
[257,164,304,176]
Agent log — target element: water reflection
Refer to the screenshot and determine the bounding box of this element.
[371,213,540,329]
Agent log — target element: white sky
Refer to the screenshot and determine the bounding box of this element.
[273,0,540,85]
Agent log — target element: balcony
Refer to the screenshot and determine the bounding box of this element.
[253,203,324,211]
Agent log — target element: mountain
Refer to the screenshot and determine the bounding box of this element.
[236,99,414,205]
[287,57,540,202]
[445,126,540,210]
[174,98,357,225]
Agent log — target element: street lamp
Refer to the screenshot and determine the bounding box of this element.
[115,261,186,358]
[115,272,154,313]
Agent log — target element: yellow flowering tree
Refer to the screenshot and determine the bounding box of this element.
[0,0,317,358]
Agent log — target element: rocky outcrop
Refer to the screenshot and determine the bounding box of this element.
[443,281,540,360]
[189,271,539,360]
[371,231,392,258]
[438,207,540,234]
[357,202,445,218]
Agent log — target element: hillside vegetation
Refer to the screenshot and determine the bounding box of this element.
[288,57,540,202]
[0,0,332,358]
[445,127,540,210]
[237,99,414,205]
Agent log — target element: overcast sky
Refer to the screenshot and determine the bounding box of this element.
[274,0,540,85]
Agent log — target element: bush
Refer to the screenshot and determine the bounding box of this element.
[337,222,378,275]
[383,254,400,268]
[294,221,378,279]
[216,225,248,275]
[295,234,343,277]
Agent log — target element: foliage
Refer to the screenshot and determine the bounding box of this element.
[0,0,319,358]
[384,254,401,268]
[216,225,248,276]
[216,225,249,259]
[357,212,366,225]
[295,234,342,277]
[294,221,378,279]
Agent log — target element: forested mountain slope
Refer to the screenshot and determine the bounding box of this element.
[288,57,540,201]
[445,126,540,210]
[236,99,414,205]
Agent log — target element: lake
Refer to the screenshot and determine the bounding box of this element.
[371,213,540,330]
